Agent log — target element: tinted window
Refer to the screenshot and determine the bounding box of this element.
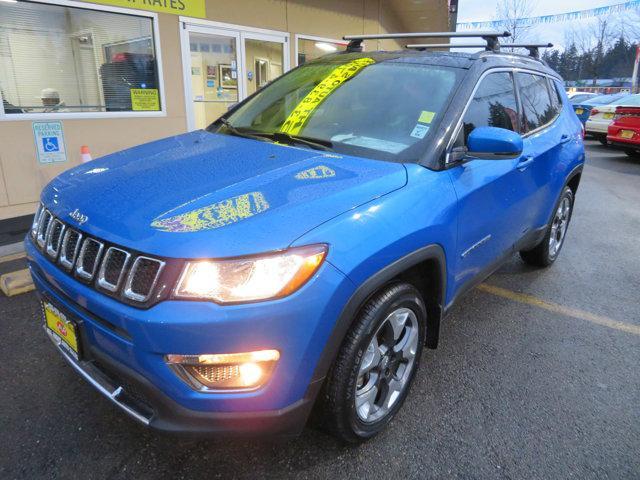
[517,73,556,132]
[461,72,518,144]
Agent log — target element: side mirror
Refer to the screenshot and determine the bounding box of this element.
[466,126,523,160]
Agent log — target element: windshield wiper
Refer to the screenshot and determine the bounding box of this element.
[252,131,333,151]
[213,118,267,142]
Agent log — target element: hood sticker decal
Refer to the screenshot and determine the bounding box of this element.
[294,165,336,180]
[151,191,270,233]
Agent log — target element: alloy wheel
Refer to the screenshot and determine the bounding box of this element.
[549,196,571,257]
[354,307,420,423]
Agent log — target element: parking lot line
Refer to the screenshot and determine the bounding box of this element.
[478,283,640,336]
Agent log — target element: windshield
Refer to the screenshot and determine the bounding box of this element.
[570,94,594,104]
[588,93,629,105]
[611,94,640,106]
[208,55,462,162]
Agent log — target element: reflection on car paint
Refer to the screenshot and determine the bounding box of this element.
[151,192,269,233]
[294,165,336,180]
[279,57,375,136]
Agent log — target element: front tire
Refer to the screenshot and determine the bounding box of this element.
[520,186,574,267]
[317,282,426,443]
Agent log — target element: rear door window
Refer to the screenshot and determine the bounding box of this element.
[516,73,556,133]
[460,71,519,144]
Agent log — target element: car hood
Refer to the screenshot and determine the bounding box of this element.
[42,131,407,258]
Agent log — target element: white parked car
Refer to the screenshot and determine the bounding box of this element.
[585,94,640,144]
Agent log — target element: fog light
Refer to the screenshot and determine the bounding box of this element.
[166,350,279,391]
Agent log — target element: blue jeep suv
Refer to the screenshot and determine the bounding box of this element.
[27,32,584,443]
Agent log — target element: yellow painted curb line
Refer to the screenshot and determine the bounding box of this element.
[0,251,26,264]
[478,283,640,336]
[0,269,35,297]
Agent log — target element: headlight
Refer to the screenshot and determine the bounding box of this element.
[174,244,327,303]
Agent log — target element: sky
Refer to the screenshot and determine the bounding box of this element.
[455,0,635,51]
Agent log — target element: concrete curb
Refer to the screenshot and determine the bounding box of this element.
[0,269,35,297]
[0,241,25,258]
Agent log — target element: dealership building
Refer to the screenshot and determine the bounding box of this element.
[0,0,450,238]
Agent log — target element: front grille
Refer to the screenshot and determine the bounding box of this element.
[31,205,165,306]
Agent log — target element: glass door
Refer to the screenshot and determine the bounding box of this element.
[182,25,243,131]
[241,32,289,97]
[181,24,289,131]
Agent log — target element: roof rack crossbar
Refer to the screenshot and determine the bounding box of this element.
[503,43,553,58]
[343,30,511,52]
[405,41,554,59]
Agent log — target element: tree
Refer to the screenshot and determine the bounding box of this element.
[493,0,537,43]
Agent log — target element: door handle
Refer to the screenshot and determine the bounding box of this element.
[560,134,572,144]
[517,155,534,171]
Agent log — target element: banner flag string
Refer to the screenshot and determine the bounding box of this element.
[457,0,640,29]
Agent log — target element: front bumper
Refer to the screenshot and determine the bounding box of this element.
[43,322,320,436]
[27,238,354,436]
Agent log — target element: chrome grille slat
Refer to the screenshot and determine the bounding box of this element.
[75,238,104,281]
[36,210,52,248]
[45,219,66,259]
[124,256,165,302]
[31,203,44,238]
[97,247,131,293]
[33,208,164,305]
[59,229,83,270]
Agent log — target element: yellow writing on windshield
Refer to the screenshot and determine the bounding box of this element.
[280,57,375,136]
[151,192,269,233]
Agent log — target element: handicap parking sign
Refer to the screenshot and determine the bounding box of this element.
[42,137,59,152]
[33,122,67,164]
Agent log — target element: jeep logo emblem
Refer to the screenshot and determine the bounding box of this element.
[69,208,89,225]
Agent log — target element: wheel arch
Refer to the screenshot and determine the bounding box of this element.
[566,166,583,195]
[310,244,447,387]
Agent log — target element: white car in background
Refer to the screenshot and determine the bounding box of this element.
[586,94,640,144]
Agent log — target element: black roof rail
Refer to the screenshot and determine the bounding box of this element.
[502,43,553,59]
[343,31,511,53]
[406,43,486,50]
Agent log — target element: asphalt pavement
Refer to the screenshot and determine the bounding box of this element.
[1,140,638,479]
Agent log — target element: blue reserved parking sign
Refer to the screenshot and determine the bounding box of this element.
[33,122,67,164]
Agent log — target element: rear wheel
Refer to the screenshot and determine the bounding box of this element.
[317,282,426,443]
[520,187,574,267]
[597,135,608,145]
